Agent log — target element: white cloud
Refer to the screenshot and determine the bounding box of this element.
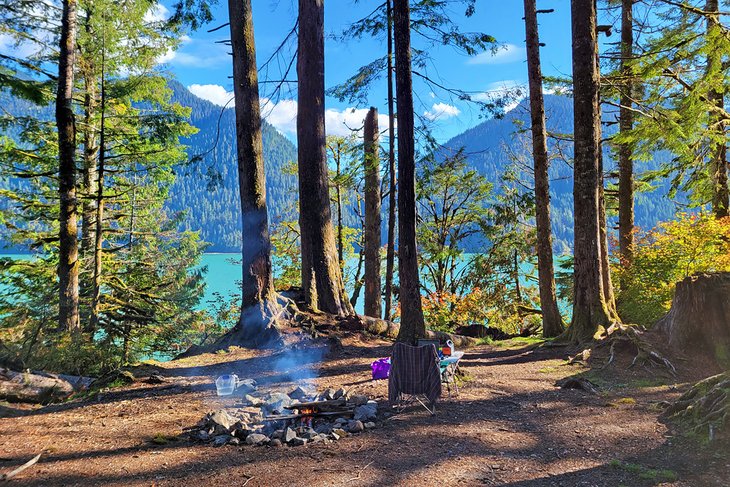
[423,102,460,121]
[468,43,525,65]
[144,3,170,23]
[261,98,298,135]
[188,84,234,107]
[325,107,390,137]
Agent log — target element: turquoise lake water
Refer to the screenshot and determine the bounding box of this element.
[1,253,555,318]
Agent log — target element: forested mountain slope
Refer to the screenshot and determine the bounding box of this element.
[166,81,298,252]
[0,87,678,254]
[440,95,679,253]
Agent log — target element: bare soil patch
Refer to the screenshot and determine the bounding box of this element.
[1,332,728,486]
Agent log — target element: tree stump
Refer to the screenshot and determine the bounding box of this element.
[655,273,730,365]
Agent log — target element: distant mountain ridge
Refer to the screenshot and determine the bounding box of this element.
[165,81,298,252]
[0,85,679,254]
[438,95,679,253]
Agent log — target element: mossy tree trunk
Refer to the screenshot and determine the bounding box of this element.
[383,0,397,322]
[568,0,614,343]
[225,0,280,346]
[523,0,564,338]
[297,0,353,317]
[363,107,382,319]
[618,0,635,264]
[394,0,426,343]
[56,0,80,333]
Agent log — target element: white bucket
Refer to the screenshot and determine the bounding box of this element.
[215,374,238,396]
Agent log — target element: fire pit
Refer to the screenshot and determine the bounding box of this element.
[185,382,378,447]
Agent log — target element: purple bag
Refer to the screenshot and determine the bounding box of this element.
[371,358,391,380]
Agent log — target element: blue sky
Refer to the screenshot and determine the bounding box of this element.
[160,1,576,142]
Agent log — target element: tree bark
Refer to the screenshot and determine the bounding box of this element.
[297,0,353,316]
[383,0,397,321]
[706,0,729,219]
[523,0,564,338]
[618,0,635,263]
[363,107,382,318]
[393,0,426,343]
[56,0,80,333]
[80,9,98,262]
[89,57,105,333]
[226,0,280,345]
[656,273,730,366]
[568,0,613,343]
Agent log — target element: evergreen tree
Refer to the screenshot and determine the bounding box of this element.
[297,0,353,316]
[522,0,564,337]
[394,0,425,343]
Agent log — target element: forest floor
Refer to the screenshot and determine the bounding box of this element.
[1,329,728,486]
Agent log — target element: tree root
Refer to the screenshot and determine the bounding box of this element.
[595,323,676,375]
[662,372,730,441]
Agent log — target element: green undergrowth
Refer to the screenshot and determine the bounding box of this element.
[609,460,678,483]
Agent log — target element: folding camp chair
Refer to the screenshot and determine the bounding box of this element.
[388,342,442,415]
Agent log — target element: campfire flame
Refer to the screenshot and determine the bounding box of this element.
[299,405,316,428]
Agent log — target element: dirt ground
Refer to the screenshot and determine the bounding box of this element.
[1,331,728,486]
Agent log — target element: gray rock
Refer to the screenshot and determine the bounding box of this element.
[212,434,233,447]
[289,437,307,446]
[330,432,340,441]
[322,388,337,400]
[245,433,270,446]
[270,439,283,447]
[314,423,333,435]
[349,394,369,406]
[354,401,378,422]
[347,420,365,433]
[236,378,257,395]
[229,437,241,446]
[262,392,293,415]
[364,422,376,430]
[334,417,348,425]
[208,409,238,435]
[288,386,314,401]
[333,387,348,400]
[284,427,298,443]
[270,429,285,440]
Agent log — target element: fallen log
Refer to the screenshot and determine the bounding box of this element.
[0,368,89,404]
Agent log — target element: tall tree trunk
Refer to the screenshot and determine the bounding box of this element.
[364,107,382,318]
[618,0,635,263]
[56,0,80,333]
[297,0,353,316]
[334,145,344,269]
[706,0,729,218]
[568,0,613,343]
[523,0,564,338]
[80,8,97,262]
[89,59,105,333]
[383,0,397,321]
[227,0,280,344]
[394,0,426,343]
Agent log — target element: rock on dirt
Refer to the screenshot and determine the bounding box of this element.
[245,433,270,446]
[207,409,238,435]
[353,401,377,422]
